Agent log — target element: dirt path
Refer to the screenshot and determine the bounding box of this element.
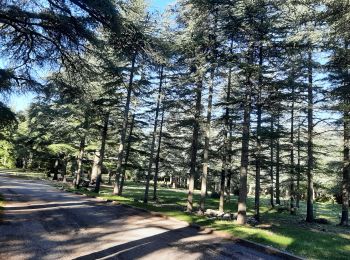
[0,174,284,260]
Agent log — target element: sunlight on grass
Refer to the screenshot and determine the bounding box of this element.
[2,170,350,260]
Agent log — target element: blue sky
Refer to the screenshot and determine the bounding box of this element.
[5,0,174,112]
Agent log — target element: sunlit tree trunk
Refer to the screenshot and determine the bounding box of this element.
[187,77,203,212]
[200,69,214,213]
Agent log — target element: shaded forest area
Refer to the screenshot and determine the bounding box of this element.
[0,0,350,230]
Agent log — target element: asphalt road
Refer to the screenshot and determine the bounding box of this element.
[0,174,284,260]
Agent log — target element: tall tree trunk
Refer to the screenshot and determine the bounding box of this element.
[187,77,203,212]
[144,66,164,203]
[75,114,89,188]
[226,118,234,202]
[254,45,263,221]
[341,109,350,226]
[114,54,136,194]
[296,119,301,208]
[94,111,110,193]
[276,114,281,205]
[306,49,314,222]
[270,115,274,207]
[118,114,135,196]
[200,70,215,213]
[290,80,295,214]
[237,64,252,225]
[153,100,165,200]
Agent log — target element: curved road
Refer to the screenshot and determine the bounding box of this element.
[0,174,285,260]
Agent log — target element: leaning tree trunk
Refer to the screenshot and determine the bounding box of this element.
[94,112,110,193]
[114,54,136,194]
[144,66,164,203]
[200,69,215,213]
[153,100,165,200]
[340,108,350,225]
[118,114,135,196]
[237,66,252,225]
[187,77,203,212]
[254,45,263,222]
[306,49,314,223]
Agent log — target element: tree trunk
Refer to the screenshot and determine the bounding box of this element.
[270,115,274,207]
[237,64,252,225]
[290,79,295,214]
[296,119,301,208]
[187,77,203,212]
[153,98,165,200]
[276,114,281,205]
[144,66,164,203]
[94,112,110,193]
[52,157,59,180]
[254,45,263,221]
[340,109,350,225]
[75,114,89,188]
[114,54,136,194]
[200,70,215,212]
[119,114,135,196]
[306,49,314,223]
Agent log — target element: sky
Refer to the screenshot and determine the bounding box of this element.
[5,0,174,112]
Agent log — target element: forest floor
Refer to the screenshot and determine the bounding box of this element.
[1,169,350,259]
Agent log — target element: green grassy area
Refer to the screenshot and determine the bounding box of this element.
[1,169,350,259]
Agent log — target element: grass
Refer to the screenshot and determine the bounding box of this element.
[1,168,350,259]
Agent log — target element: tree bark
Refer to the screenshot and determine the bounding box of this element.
[306,49,314,222]
[254,45,263,221]
[75,114,89,188]
[114,54,136,194]
[94,111,110,193]
[187,77,203,212]
[200,69,215,213]
[144,66,164,203]
[296,119,301,208]
[290,78,295,214]
[270,115,274,207]
[118,114,135,196]
[153,98,165,200]
[276,113,281,205]
[237,58,252,224]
